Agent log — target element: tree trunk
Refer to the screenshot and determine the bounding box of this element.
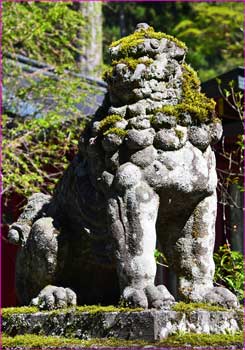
[73,2,103,79]
[119,4,126,37]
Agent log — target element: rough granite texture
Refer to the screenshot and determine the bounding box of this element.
[8,24,239,311]
[3,309,243,341]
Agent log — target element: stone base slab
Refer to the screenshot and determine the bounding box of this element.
[3,309,243,341]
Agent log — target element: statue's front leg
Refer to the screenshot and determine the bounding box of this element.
[175,192,239,308]
[108,163,174,309]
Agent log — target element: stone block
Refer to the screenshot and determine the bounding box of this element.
[3,309,243,342]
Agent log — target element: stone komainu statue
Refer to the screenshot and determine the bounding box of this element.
[8,24,238,310]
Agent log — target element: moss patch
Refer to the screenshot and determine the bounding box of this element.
[75,304,143,314]
[103,57,154,81]
[174,128,184,140]
[98,114,128,138]
[2,331,243,348]
[155,63,217,125]
[2,306,39,318]
[103,127,128,138]
[110,26,187,54]
[158,331,243,347]
[155,105,178,118]
[112,57,154,70]
[172,302,229,312]
[2,333,145,348]
[98,114,123,132]
[4,303,240,317]
[179,64,216,123]
[2,305,143,319]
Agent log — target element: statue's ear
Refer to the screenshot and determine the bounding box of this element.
[209,121,223,145]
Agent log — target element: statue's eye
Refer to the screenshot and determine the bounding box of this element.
[175,54,185,63]
[150,39,159,49]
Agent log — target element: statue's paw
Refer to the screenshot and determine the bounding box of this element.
[8,223,30,246]
[30,285,77,310]
[203,286,239,309]
[121,285,175,309]
[145,284,175,309]
[122,286,148,308]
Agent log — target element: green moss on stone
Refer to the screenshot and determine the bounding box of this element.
[182,63,201,89]
[213,117,222,124]
[76,304,143,313]
[172,302,228,312]
[103,127,128,138]
[180,63,216,123]
[2,306,39,318]
[103,57,154,81]
[237,309,244,328]
[102,65,114,81]
[174,128,184,140]
[154,63,216,124]
[2,331,243,348]
[112,57,154,71]
[158,331,243,347]
[99,114,123,132]
[2,333,146,348]
[110,26,187,54]
[2,304,143,319]
[157,105,178,117]
[191,207,201,238]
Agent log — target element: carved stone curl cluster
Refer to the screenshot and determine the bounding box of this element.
[80,23,222,196]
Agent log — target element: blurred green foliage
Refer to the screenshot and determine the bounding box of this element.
[2,2,91,212]
[103,2,243,81]
[2,113,86,199]
[214,244,244,302]
[3,2,85,70]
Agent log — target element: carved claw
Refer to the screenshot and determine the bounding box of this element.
[203,286,239,309]
[30,285,77,310]
[121,284,175,309]
[145,284,175,309]
[122,286,148,308]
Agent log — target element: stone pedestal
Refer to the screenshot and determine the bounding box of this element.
[3,308,243,341]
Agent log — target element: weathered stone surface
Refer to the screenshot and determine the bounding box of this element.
[3,309,243,341]
[8,24,237,313]
[209,121,223,145]
[188,125,210,151]
[8,193,51,246]
[130,146,157,168]
[154,126,187,151]
[102,133,123,153]
[108,105,127,117]
[126,128,155,150]
[151,112,177,129]
[128,117,150,129]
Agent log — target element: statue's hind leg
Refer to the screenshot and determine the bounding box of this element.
[16,217,76,309]
[170,193,239,308]
[108,163,174,309]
